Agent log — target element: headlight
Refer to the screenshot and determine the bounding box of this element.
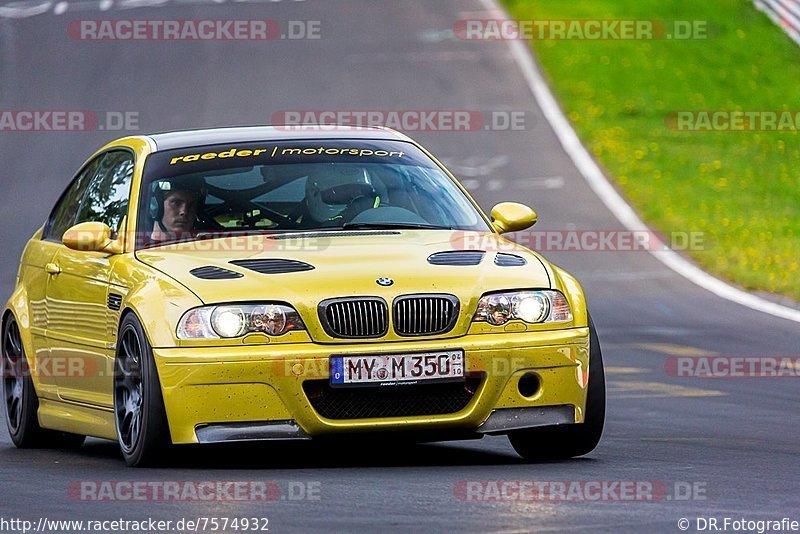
[473,290,572,326]
[177,303,305,339]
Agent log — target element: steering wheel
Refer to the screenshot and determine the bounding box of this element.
[203,184,301,229]
[338,194,386,223]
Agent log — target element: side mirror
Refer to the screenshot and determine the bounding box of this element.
[62,222,123,254]
[490,202,538,234]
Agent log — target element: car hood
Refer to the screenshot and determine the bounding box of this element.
[135,230,552,338]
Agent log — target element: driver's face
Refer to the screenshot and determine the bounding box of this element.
[162,190,197,232]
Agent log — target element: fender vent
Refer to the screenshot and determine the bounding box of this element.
[107,293,122,311]
[428,251,485,266]
[230,259,315,275]
[494,253,527,267]
[190,266,244,280]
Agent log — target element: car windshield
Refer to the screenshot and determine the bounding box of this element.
[137,140,490,249]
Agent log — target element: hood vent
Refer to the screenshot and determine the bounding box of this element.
[428,251,485,266]
[190,266,244,280]
[230,258,315,275]
[495,253,527,267]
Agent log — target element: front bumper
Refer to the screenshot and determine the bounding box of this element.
[152,328,590,444]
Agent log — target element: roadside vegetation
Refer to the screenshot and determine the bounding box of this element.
[502,0,800,301]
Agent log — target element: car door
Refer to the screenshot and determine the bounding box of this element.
[29,158,99,400]
[44,150,134,408]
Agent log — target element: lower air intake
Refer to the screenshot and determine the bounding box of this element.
[302,376,483,419]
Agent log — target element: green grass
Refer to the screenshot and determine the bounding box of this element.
[502,0,800,301]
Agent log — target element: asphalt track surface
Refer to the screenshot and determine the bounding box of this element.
[0,1,799,532]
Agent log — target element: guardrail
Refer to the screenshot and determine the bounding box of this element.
[755,0,800,45]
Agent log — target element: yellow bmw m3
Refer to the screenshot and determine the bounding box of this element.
[2,126,604,466]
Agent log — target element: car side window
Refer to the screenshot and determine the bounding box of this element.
[44,157,101,242]
[75,151,135,237]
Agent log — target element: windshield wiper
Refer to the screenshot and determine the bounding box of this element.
[340,222,455,230]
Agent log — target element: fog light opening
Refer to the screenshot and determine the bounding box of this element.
[517,373,541,398]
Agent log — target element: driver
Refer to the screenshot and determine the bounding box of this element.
[304,167,380,226]
[149,178,203,242]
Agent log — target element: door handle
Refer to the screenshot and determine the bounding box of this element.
[45,263,61,275]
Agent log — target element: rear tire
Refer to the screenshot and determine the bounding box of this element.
[113,314,170,467]
[508,313,605,461]
[3,315,85,449]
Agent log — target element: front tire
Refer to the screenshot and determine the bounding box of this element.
[114,314,169,467]
[508,313,606,461]
[2,315,85,449]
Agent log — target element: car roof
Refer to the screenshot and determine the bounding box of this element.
[146,125,411,151]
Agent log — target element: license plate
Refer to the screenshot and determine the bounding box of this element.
[330,350,464,387]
